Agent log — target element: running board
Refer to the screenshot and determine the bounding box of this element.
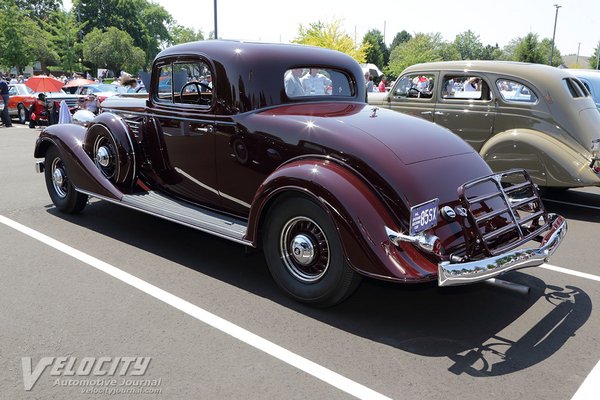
[81,189,251,245]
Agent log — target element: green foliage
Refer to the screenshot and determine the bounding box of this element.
[513,33,545,64]
[82,27,145,74]
[590,44,600,69]
[14,0,61,24]
[0,3,37,73]
[362,29,388,67]
[292,19,369,63]
[453,30,485,60]
[386,33,445,77]
[74,0,171,68]
[169,25,205,45]
[390,30,411,53]
[43,9,87,73]
[539,38,563,66]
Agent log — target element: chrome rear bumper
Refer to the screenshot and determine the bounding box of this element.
[438,213,567,287]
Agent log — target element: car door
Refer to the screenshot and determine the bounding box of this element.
[147,58,220,208]
[387,72,437,121]
[433,72,496,151]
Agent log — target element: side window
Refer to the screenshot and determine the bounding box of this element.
[156,61,212,107]
[156,64,173,103]
[8,87,16,96]
[497,79,538,103]
[443,75,491,100]
[393,74,434,99]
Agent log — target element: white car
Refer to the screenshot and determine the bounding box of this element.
[569,69,600,109]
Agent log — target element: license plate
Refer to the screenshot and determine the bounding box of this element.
[410,198,439,236]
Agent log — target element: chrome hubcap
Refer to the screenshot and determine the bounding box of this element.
[96,146,112,167]
[93,135,116,180]
[290,234,316,266]
[280,216,330,283]
[51,158,67,198]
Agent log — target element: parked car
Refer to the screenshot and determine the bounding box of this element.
[369,61,600,189]
[73,83,126,103]
[8,83,82,124]
[568,68,600,109]
[34,42,566,306]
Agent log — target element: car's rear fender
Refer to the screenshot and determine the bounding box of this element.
[480,128,600,188]
[246,158,439,282]
[34,123,124,200]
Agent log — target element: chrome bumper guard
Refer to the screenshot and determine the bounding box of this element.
[438,213,567,287]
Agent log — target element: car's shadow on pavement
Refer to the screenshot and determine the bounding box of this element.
[542,188,600,223]
[48,200,592,378]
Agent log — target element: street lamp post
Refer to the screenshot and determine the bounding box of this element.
[213,0,218,39]
[549,4,561,66]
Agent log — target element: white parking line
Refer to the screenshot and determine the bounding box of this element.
[571,360,600,400]
[541,264,600,282]
[0,215,391,400]
[542,198,600,211]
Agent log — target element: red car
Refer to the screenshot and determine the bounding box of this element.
[8,83,82,124]
[34,41,567,306]
[7,83,36,123]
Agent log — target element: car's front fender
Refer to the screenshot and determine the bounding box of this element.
[34,123,123,200]
[480,129,600,188]
[246,158,439,283]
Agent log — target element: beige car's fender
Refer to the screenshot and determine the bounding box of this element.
[480,128,599,188]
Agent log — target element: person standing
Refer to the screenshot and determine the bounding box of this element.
[284,68,305,97]
[0,75,12,127]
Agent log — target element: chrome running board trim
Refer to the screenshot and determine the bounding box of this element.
[77,189,252,246]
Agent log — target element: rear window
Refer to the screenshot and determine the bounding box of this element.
[284,68,354,98]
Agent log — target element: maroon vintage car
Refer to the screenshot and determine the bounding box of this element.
[34,41,567,306]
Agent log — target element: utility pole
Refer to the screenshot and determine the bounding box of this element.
[549,4,561,66]
[214,0,218,39]
[576,42,581,65]
[597,41,600,70]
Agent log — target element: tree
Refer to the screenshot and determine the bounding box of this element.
[0,3,37,74]
[292,19,369,63]
[539,38,563,66]
[44,9,87,73]
[82,27,145,76]
[169,25,204,46]
[14,0,61,23]
[590,43,600,70]
[386,33,445,77]
[74,0,171,68]
[453,30,484,60]
[513,33,545,64]
[390,30,411,54]
[362,29,388,67]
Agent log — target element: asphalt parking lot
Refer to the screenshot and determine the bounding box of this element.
[1,124,599,399]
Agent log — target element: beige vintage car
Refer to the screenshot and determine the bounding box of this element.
[369,61,600,188]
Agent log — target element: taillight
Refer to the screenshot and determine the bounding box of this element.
[97,95,107,103]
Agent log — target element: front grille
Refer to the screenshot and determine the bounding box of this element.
[458,169,549,257]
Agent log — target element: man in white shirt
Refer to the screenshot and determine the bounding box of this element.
[301,68,332,95]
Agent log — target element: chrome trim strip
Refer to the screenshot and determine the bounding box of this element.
[438,213,567,287]
[175,167,251,209]
[76,189,253,247]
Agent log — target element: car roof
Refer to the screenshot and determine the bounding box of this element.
[403,60,578,84]
[154,40,366,112]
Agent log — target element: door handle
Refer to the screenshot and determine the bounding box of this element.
[420,111,432,116]
[193,125,214,134]
[434,111,444,116]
